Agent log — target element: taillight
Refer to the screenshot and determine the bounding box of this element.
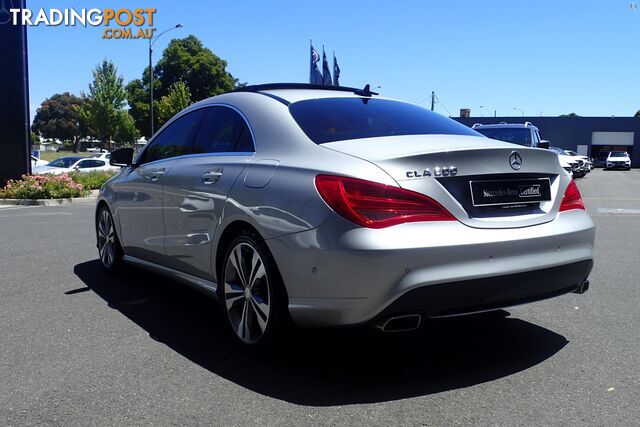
[314,175,455,228]
[559,180,585,212]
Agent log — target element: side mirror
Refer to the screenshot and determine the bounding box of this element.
[110,148,134,167]
[538,140,550,149]
[73,165,80,170]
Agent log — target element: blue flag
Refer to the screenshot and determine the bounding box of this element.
[333,52,340,86]
[309,44,323,85]
[322,48,332,86]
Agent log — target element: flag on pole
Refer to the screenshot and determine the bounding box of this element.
[309,42,323,85]
[321,47,332,86]
[332,51,340,86]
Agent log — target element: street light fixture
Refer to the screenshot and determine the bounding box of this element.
[513,107,524,117]
[149,24,183,136]
[479,105,497,117]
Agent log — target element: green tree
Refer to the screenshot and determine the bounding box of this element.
[155,35,239,101]
[157,81,192,126]
[81,60,138,148]
[126,35,242,137]
[634,110,640,118]
[113,110,139,145]
[559,113,580,118]
[31,92,84,144]
[125,78,151,138]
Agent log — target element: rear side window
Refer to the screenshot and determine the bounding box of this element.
[288,98,480,144]
[190,107,255,153]
[139,109,206,164]
[77,159,104,168]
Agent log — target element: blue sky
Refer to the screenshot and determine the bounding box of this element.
[26,0,640,121]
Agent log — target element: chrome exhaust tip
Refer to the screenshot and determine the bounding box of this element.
[573,279,590,294]
[376,314,422,332]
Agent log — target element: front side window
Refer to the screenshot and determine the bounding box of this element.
[139,109,206,164]
[190,107,255,154]
[49,157,82,168]
[289,98,480,144]
[532,130,540,145]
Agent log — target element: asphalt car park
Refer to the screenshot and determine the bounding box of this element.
[1,169,638,425]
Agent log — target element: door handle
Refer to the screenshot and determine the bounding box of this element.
[201,168,223,184]
[149,169,165,181]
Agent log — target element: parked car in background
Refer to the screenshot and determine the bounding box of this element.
[605,151,631,170]
[95,83,595,349]
[87,147,108,153]
[549,147,586,178]
[472,122,548,148]
[33,156,118,175]
[30,156,49,168]
[564,150,592,172]
[472,123,583,178]
[92,152,111,162]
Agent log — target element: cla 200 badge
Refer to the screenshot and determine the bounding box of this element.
[406,166,457,178]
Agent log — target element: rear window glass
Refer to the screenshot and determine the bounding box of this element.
[288,98,480,144]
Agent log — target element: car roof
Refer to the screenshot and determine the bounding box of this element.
[472,122,539,130]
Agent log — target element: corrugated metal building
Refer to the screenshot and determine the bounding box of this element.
[454,116,639,167]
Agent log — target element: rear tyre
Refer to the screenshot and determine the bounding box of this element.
[96,206,123,272]
[219,230,289,349]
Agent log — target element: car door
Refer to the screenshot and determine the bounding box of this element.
[162,106,255,278]
[112,109,206,264]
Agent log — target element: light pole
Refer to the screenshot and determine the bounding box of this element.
[513,107,524,117]
[149,24,183,136]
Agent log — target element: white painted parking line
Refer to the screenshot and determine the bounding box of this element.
[596,208,640,214]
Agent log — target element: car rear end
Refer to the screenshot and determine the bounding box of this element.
[261,95,595,329]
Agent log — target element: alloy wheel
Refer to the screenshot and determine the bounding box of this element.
[97,209,116,268]
[223,242,271,344]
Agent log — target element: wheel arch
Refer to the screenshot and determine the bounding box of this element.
[215,220,263,284]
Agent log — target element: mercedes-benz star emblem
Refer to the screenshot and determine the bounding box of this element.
[0,0,14,25]
[509,151,523,171]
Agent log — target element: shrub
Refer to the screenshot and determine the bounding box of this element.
[69,170,117,190]
[0,174,88,199]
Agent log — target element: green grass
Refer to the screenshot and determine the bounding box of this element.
[38,151,94,162]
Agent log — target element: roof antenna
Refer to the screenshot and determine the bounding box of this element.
[354,84,379,97]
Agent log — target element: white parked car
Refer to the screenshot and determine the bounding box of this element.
[32,156,118,175]
[605,151,631,170]
[31,156,49,168]
[86,147,108,153]
[91,152,111,162]
[564,150,592,172]
[548,147,585,178]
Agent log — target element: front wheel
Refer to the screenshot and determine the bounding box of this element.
[219,230,288,348]
[96,206,123,271]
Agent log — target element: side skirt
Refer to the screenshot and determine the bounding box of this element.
[122,255,219,300]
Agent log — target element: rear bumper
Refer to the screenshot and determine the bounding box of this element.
[372,260,592,322]
[267,209,595,327]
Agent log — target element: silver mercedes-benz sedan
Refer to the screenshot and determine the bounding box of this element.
[96,83,595,347]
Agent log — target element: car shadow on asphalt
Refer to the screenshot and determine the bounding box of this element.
[73,260,568,406]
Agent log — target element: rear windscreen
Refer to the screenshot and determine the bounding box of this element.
[288,98,480,144]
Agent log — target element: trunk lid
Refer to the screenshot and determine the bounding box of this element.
[322,134,566,229]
